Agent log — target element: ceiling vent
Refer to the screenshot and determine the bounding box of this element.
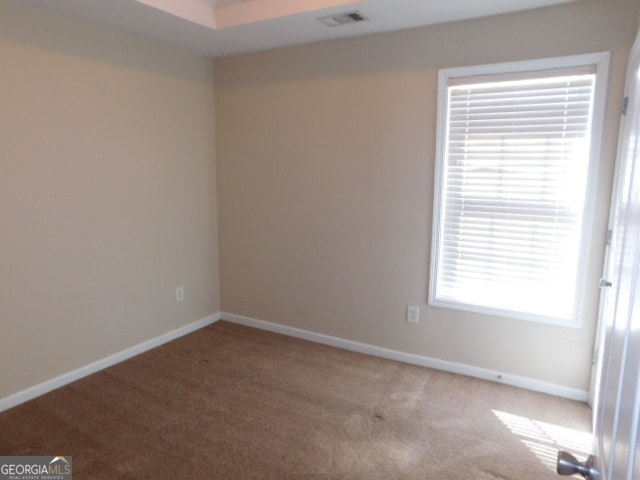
[317,11,369,27]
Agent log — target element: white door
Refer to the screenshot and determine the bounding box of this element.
[580,31,640,480]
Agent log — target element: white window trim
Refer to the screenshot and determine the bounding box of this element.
[429,52,610,328]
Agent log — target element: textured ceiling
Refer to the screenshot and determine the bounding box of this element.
[216,0,255,6]
[26,0,585,58]
[195,0,253,7]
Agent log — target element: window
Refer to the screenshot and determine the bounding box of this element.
[430,53,609,326]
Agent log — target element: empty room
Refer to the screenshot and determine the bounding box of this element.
[2,0,640,478]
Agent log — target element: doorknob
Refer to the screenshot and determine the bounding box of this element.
[600,278,613,288]
[557,451,598,479]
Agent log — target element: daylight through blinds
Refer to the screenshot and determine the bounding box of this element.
[435,71,596,320]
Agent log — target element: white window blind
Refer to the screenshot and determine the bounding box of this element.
[430,55,607,325]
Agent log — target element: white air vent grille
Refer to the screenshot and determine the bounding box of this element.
[318,11,368,27]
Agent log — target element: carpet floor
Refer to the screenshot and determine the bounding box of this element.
[0,321,591,479]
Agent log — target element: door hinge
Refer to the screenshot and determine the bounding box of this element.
[622,96,629,115]
[600,278,613,288]
[606,228,613,246]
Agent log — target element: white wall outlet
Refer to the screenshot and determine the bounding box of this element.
[176,286,185,302]
[407,305,419,324]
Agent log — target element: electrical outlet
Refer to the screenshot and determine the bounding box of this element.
[176,286,185,302]
[407,305,419,324]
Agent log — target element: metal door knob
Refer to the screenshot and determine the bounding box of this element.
[557,451,598,479]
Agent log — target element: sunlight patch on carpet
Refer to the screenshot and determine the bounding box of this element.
[492,410,592,471]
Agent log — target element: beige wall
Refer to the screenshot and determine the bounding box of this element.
[0,0,219,399]
[216,0,639,391]
[2,0,637,402]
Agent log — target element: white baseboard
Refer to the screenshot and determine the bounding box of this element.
[0,313,221,413]
[221,312,589,402]
[1,310,587,413]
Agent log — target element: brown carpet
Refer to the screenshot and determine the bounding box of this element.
[0,321,591,479]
